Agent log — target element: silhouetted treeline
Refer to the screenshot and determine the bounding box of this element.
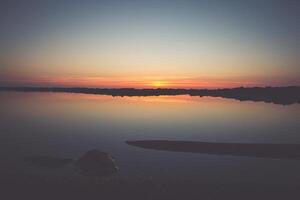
[1,86,300,105]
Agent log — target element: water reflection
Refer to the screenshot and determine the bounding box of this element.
[24,156,73,168]
[1,92,300,192]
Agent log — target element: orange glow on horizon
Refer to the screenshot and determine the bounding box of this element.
[1,72,288,89]
[147,80,170,88]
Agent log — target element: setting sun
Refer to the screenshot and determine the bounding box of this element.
[149,80,169,88]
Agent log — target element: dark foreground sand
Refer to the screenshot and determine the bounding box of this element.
[3,141,300,200]
[2,177,300,200]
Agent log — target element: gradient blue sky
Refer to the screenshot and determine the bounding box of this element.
[1,0,299,88]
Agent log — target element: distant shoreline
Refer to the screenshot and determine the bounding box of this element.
[1,86,300,105]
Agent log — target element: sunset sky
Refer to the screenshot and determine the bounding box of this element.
[0,0,299,88]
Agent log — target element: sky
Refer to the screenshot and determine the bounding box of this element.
[0,0,299,88]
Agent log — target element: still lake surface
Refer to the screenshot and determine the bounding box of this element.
[1,91,300,186]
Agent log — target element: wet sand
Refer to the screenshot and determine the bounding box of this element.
[127,140,300,160]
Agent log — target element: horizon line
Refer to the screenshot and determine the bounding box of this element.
[1,85,300,90]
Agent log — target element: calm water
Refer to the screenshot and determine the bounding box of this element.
[1,92,300,185]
